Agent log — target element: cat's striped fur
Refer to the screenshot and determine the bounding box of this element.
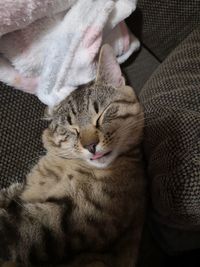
[0,45,145,267]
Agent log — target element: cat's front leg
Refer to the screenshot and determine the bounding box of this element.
[0,184,24,261]
[0,183,24,209]
[0,209,17,261]
[0,199,70,266]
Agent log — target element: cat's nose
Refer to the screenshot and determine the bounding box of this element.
[84,143,98,154]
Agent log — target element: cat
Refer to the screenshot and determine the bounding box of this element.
[0,44,145,267]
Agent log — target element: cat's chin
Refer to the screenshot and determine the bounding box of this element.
[86,151,117,169]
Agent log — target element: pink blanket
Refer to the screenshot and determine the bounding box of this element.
[0,0,139,106]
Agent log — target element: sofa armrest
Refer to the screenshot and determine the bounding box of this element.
[140,27,200,251]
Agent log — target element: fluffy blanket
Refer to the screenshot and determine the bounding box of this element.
[0,0,139,106]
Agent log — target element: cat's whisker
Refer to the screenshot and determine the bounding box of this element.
[144,106,200,117]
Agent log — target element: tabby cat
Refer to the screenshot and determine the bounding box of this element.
[0,44,145,267]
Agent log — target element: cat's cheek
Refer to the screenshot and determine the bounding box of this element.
[42,129,62,150]
[80,148,92,160]
[59,142,72,151]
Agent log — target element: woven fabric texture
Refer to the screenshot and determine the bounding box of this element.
[0,85,47,189]
[140,28,200,229]
[127,0,200,61]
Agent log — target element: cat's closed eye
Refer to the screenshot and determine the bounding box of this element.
[95,116,100,128]
[102,106,119,124]
[73,127,80,136]
[94,103,118,128]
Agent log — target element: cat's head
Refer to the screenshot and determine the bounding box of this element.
[43,44,143,168]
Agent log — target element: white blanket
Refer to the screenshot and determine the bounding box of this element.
[0,0,139,106]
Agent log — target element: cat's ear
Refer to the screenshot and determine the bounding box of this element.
[96,44,125,88]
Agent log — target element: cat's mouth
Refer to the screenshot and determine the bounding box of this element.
[90,151,112,161]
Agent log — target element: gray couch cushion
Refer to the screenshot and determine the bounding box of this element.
[0,84,47,188]
[122,46,160,95]
[140,27,200,231]
[127,0,200,61]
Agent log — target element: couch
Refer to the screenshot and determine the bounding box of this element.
[0,0,200,266]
